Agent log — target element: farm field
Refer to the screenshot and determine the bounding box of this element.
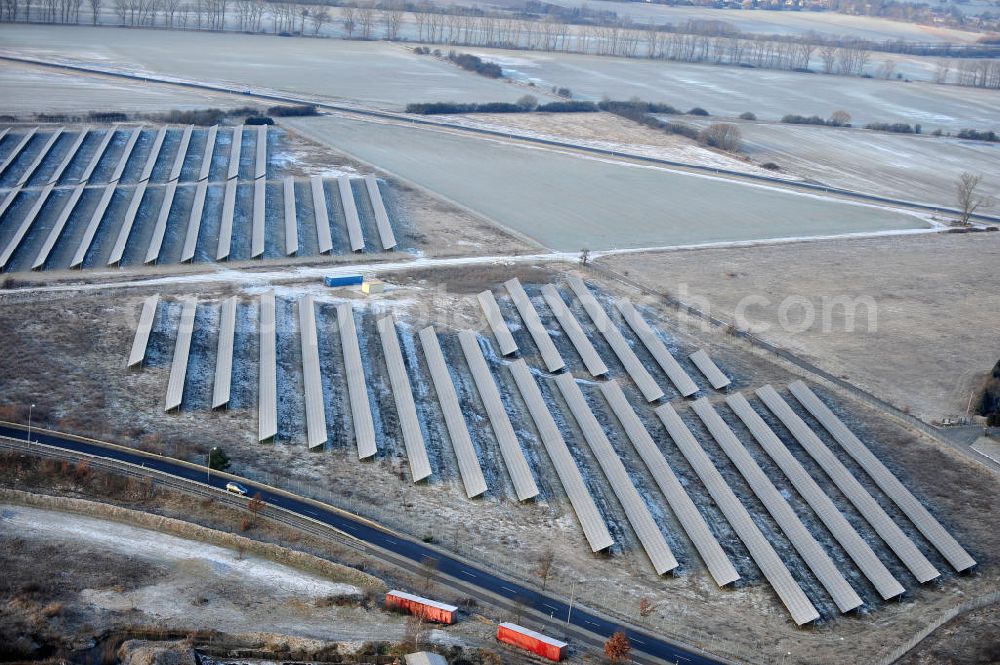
[600,232,1000,422]
[0,60,256,116]
[284,114,929,252]
[680,118,1000,208]
[0,25,522,111]
[465,0,988,42]
[469,48,1000,131]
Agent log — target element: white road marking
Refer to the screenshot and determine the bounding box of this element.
[461,570,476,577]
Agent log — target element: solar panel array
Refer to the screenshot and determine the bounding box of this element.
[0,125,401,273]
[600,380,739,587]
[788,381,976,573]
[378,314,432,482]
[339,303,378,459]
[567,276,663,402]
[689,349,731,390]
[656,402,821,625]
[540,284,608,377]
[556,372,679,575]
[503,278,565,373]
[691,397,862,613]
[477,289,518,356]
[508,359,614,552]
[419,325,488,498]
[459,330,539,501]
[112,265,973,624]
[300,295,328,449]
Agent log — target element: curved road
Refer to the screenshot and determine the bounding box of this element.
[0,424,724,665]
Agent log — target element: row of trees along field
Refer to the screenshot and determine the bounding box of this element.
[1,0,999,88]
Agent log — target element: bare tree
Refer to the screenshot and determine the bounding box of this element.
[604,631,631,664]
[383,0,402,40]
[309,6,328,35]
[638,597,656,617]
[356,1,373,39]
[956,172,994,226]
[579,248,590,265]
[829,110,852,127]
[87,0,99,22]
[419,555,439,594]
[341,5,354,38]
[699,123,742,152]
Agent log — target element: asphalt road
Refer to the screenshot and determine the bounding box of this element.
[0,424,723,665]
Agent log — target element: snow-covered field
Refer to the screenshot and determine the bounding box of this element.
[284,114,929,252]
[0,25,525,111]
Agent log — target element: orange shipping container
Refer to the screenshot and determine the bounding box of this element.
[497,622,568,661]
[385,590,457,625]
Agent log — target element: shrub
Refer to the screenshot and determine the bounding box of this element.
[864,122,915,134]
[447,51,502,78]
[761,162,781,170]
[739,111,757,121]
[536,101,598,112]
[687,107,710,116]
[665,122,699,139]
[245,115,274,125]
[88,111,128,123]
[957,129,999,142]
[413,46,430,55]
[267,104,318,117]
[781,114,828,125]
[554,87,573,98]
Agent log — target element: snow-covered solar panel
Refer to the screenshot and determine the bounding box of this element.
[338,175,364,252]
[127,294,159,368]
[145,181,177,264]
[504,278,565,373]
[258,291,278,441]
[33,182,85,270]
[198,125,217,181]
[0,127,38,178]
[80,126,116,182]
[655,402,820,626]
[419,325,487,498]
[164,299,197,412]
[283,177,298,256]
[378,314,432,482]
[0,183,54,269]
[617,299,698,397]
[338,303,377,459]
[169,125,193,182]
[458,330,539,501]
[16,127,62,186]
[788,380,975,573]
[364,175,396,250]
[477,289,517,356]
[212,295,237,409]
[689,349,731,390]
[254,125,267,179]
[311,176,333,254]
[108,181,148,265]
[691,397,862,613]
[49,129,88,184]
[216,178,237,260]
[226,125,243,180]
[540,284,608,377]
[756,384,939,583]
[252,177,265,258]
[109,126,143,182]
[71,183,116,268]
[299,295,327,448]
[139,126,167,182]
[600,381,739,586]
[566,276,663,402]
[555,372,678,575]
[726,392,904,600]
[181,180,208,262]
[508,360,613,551]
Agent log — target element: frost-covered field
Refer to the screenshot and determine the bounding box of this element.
[721,121,1000,208]
[464,0,986,42]
[0,60,257,116]
[0,25,523,111]
[284,114,929,252]
[469,48,1000,131]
